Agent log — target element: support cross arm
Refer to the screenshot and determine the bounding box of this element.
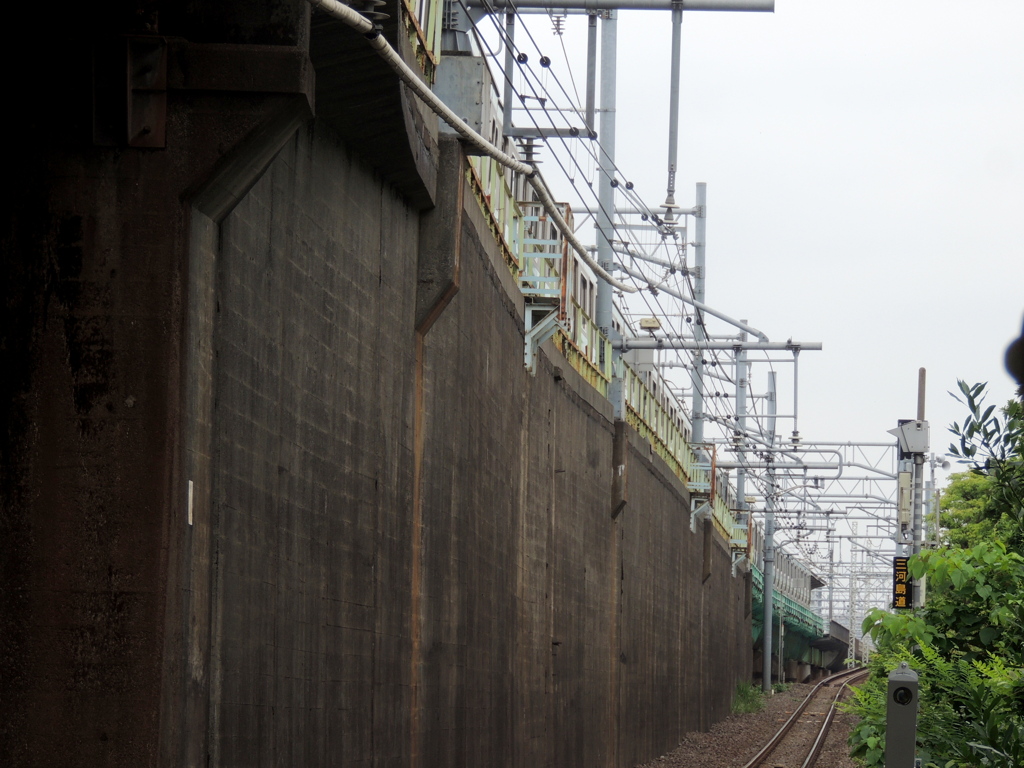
[613,339,821,352]
[467,0,773,10]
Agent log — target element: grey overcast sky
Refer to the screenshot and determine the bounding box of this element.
[490,0,1024,479]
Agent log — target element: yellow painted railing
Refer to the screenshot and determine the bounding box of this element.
[462,150,743,550]
[553,300,611,396]
[403,0,443,79]
[467,157,521,273]
[623,365,743,547]
[624,365,697,486]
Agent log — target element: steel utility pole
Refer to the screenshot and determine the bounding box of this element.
[663,3,683,219]
[913,368,926,605]
[888,370,930,608]
[691,182,707,442]
[734,328,749,531]
[761,371,777,693]
[594,9,617,339]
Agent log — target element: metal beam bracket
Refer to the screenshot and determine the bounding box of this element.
[525,307,565,375]
[690,500,710,533]
[731,552,748,578]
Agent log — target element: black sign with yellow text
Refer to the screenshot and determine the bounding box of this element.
[892,556,913,610]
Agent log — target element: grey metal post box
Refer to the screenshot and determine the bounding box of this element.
[886,661,920,767]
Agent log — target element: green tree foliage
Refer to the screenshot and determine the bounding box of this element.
[850,543,1024,767]
[846,383,1024,767]
[949,380,1024,551]
[939,471,1011,549]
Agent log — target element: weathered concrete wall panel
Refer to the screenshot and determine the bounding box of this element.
[208,124,418,767]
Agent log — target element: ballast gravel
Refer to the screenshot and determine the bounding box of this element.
[632,682,861,768]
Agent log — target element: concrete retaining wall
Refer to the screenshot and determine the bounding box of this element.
[182,124,750,767]
[0,8,750,766]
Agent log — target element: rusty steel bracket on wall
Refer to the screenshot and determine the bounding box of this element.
[524,306,565,375]
[611,420,628,519]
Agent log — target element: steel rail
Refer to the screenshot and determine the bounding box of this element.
[800,671,865,768]
[740,667,868,768]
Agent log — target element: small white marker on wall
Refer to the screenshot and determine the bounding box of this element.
[188,480,194,526]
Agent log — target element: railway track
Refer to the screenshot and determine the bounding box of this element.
[739,667,869,768]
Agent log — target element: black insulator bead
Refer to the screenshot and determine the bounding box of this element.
[517,52,528,64]
[540,56,551,67]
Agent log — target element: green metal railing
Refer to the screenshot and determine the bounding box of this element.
[751,564,827,638]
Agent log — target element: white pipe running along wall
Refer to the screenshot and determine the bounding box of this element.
[306,0,638,294]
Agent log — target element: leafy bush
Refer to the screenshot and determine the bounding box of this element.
[846,642,1022,767]
[731,682,765,714]
[848,541,1024,766]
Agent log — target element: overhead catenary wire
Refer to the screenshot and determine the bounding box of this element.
[469,2,676,248]
[466,2,737,433]
[391,3,753,444]
[315,1,864,592]
[476,6,709,361]
[447,6,655,297]
[306,0,636,293]
[468,4,629,231]
[473,1,713,342]
[616,261,769,342]
[463,0,771,440]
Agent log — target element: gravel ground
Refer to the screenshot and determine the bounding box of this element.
[633,683,861,768]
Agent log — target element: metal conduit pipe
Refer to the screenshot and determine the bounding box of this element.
[718,460,843,475]
[470,0,774,11]
[615,261,770,340]
[661,364,736,385]
[728,449,895,478]
[577,205,696,217]
[307,0,638,293]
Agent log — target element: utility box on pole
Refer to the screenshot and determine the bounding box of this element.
[888,420,929,456]
[886,662,920,768]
